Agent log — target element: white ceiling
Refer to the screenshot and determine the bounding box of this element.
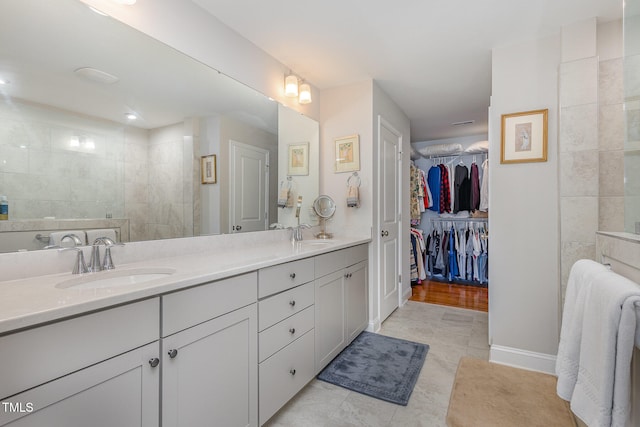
[193,0,623,142]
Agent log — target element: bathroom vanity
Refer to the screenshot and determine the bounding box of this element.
[0,234,369,426]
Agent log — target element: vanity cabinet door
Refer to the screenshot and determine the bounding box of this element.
[162,304,258,427]
[0,342,160,427]
[314,270,347,372]
[346,260,368,343]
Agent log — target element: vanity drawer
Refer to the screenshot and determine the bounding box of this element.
[315,249,346,279]
[162,272,257,337]
[259,329,315,425]
[0,298,159,400]
[258,258,314,298]
[345,244,368,267]
[258,281,314,331]
[259,305,314,362]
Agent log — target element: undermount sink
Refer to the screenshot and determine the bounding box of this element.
[301,239,333,245]
[56,267,176,290]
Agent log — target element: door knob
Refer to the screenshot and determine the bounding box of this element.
[168,349,178,359]
[236,225,242,231]
[289,300,296,307]
[289,328,296,334]
[289,369,296,376]
[289,273,296,279]
[380,230,389,237]
[149,358,160,368]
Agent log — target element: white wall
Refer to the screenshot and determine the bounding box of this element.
[319,80,373,236]
[489,35,561,372]
[277,105,320,227]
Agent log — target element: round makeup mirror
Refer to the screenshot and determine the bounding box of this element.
[312,195,336,239]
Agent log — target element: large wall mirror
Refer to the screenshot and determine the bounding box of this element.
[625,0,640,233]
[0,0,319,252]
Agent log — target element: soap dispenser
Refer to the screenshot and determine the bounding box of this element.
[0,196,7,220]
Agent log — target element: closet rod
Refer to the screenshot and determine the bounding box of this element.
[422,151,488,160]
[429,217,488,222]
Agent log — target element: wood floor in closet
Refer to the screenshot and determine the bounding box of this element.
[410,280,488,312]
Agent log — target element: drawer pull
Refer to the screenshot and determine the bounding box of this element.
[289,369,296,376]
[168,349,178,359]
[289,328,296,334]
[149,358,160,368]
[290,273,296,279]
[289,300,296,307]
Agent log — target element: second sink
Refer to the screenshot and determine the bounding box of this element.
[56,267,176,290]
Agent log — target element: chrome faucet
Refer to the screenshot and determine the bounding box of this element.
[59,247,89,274]
[89,237,124,272]
[289,223,311,242]
[295,196,303,225]
[44,233,84,249]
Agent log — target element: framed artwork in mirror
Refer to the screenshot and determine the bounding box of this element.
[201,155,217,184]
[500,109,548,164]
[287,142,309,176]
[334,134,360,173]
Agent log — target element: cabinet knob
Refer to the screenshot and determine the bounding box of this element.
[289,328,296,334]
[289,300,296,307]
[289,273,296,279]
[168,349,178,359]
[289,369,296,376]
[149,358,160,368]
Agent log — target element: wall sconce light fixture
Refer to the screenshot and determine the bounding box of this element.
[298,83,312,104]
[284,74,299,97]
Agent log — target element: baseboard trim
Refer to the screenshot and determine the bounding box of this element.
[367,317,381,333]
[490,345,557,375]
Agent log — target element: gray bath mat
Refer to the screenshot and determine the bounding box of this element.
[317,331,429,405]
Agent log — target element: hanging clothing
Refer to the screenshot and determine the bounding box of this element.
[479,159,489,212]
[410,165,423,223]
[409,228,427,283]
[438,164,451,214]
[470,162,480,211]
[425,220,489,286]
[453,164,469,213]
[427,166,441,212]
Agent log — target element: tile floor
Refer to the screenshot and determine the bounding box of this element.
[264,301,490,427]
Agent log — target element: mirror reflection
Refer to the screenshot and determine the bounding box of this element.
[0,0,319,252]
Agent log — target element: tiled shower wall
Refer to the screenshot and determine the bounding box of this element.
[0,100,125,220]
[559,20,625,297]
[0,99,196,243]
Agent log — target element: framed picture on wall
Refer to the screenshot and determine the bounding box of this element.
[287,142,309,176]
[500,109,548,164]
[201,154,217,184]
[334,134,360,173]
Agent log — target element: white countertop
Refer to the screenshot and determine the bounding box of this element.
[0,237,370,335]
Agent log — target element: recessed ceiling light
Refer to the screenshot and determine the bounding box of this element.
[88,6,109,16]
[0,78,9,85]
[125,113,137,120]
[451,120,475,126]
[74,67,119,85]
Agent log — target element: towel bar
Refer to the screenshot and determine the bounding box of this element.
[35,234,50,244]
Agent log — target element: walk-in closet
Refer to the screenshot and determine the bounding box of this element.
[408,140,489,311]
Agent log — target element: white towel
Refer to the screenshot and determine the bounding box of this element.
[86,229,117,244]
[556,259,640,427]
[557,260,608,398]
[347,185,359,208]
[277,187,289,208]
